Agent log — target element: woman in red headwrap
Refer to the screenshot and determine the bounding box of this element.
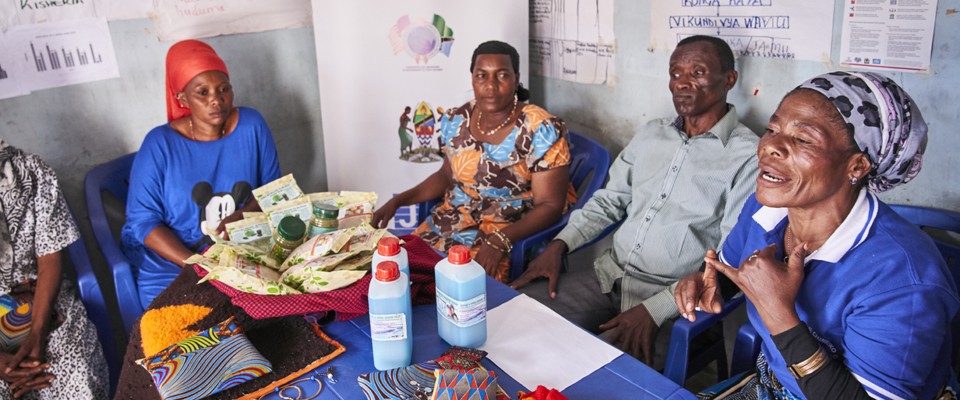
[121,40,281,309]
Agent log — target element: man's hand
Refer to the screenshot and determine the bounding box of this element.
[599,305,659,365]
[509,240,567,299]
[674,249,725,322]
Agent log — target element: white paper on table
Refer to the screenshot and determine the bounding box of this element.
[478,294,623,392]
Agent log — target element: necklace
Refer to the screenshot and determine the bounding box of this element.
[188,119,225,142]
[784,224,793,263]
[475,97,518,136]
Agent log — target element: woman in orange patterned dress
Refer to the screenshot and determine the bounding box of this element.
[373,41,575,283]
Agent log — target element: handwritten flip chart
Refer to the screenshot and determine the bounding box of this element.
[151,0,311,42]
[531,0,616,84]
[651,0,834,62]
[0,0,98,28]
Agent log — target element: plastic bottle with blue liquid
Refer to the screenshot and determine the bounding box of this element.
[368,261,413,370]
[372,237,409,277]
[434,245,487,348]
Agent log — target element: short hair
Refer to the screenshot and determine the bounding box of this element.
[470,40,520,73]
[676,35,735,72]
[469,40,529,101]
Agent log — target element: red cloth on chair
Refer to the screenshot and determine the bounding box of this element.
[194,235,442,320]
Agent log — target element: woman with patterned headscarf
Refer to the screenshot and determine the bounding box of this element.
[675,71,957,399]
[0,141,108,398]
[122,40,281,310]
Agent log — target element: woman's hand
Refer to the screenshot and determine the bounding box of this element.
[674,249,725,322]
[214,210,244,240]
[705,243,807,335]
[475,241,506,277]
[0,347,53,398]
[371,198,399,229]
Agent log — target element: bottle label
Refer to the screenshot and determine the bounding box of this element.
[436,288,486,328]
[370,313,407,341]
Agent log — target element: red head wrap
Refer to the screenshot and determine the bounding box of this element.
[165,40,229,122]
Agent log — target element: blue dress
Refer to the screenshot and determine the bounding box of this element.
[122,107,281,310]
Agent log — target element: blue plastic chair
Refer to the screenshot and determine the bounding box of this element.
[729,204,960,377]
[66,229,120,396]
[84,152,142,334]
[415,131,611,280]
[664,294,743,386]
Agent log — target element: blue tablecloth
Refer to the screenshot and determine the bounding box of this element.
[264,276,696,400]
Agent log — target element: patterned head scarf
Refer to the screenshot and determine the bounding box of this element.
[797,71,927,192]
[165,40,229,122]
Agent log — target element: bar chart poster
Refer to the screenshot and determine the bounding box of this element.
[4,18,119,92]
[0,34,29,100]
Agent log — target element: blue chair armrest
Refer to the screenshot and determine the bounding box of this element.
[663,294,745,385]
[84,154,143,334]
[731,322,761,376]
[509,215,570,280]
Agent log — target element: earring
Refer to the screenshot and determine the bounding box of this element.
[850,177,859,185]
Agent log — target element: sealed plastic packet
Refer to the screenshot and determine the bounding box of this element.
[278,227,356,272]
[225,215,271,250]
[193,247,301,295]
[253,174,304,211]
[265,196,313,233]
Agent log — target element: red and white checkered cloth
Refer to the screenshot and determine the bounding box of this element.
[194,235,443,321]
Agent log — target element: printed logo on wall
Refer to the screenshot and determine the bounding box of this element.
[397,102,444,163]
[388,14,454,70]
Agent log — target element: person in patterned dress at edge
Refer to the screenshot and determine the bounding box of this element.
[676,71,958,399]
[0,141,108,399]
[372,40,575,283]
[122,40,281,310]
[510,35,759,367]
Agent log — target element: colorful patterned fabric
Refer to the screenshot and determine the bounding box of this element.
[414,101,576,282]
[357,346,509,400]
[697,352,802,400]
[137,317,272,400]
[518,386,568,400]
[0,140,109,398]
[0,297,30,353]
[432,368,499,400]
[196,234,442,320]
[796,71,927,192]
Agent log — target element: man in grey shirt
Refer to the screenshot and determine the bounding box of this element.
[512,35,760,366]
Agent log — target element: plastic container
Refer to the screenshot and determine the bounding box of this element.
[270,216,307,263]
[308,204,339,238]
[434,245,487,348]
[372,237,409,277]
[368,261,413,370]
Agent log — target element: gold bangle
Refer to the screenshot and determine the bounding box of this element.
[479,237,508,254]
[788,347,828,379]
[491,229,513,252]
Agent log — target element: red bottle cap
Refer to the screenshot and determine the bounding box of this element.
[448,245,472,265]
[375,261,400,282]
[377,237,401,257]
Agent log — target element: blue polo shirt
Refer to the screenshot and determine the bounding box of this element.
[720,190,958,399]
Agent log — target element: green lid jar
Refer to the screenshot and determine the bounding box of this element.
[308,204,339,238]
[271,216,307,262]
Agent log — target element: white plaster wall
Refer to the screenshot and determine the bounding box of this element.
[530,0,960,212]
